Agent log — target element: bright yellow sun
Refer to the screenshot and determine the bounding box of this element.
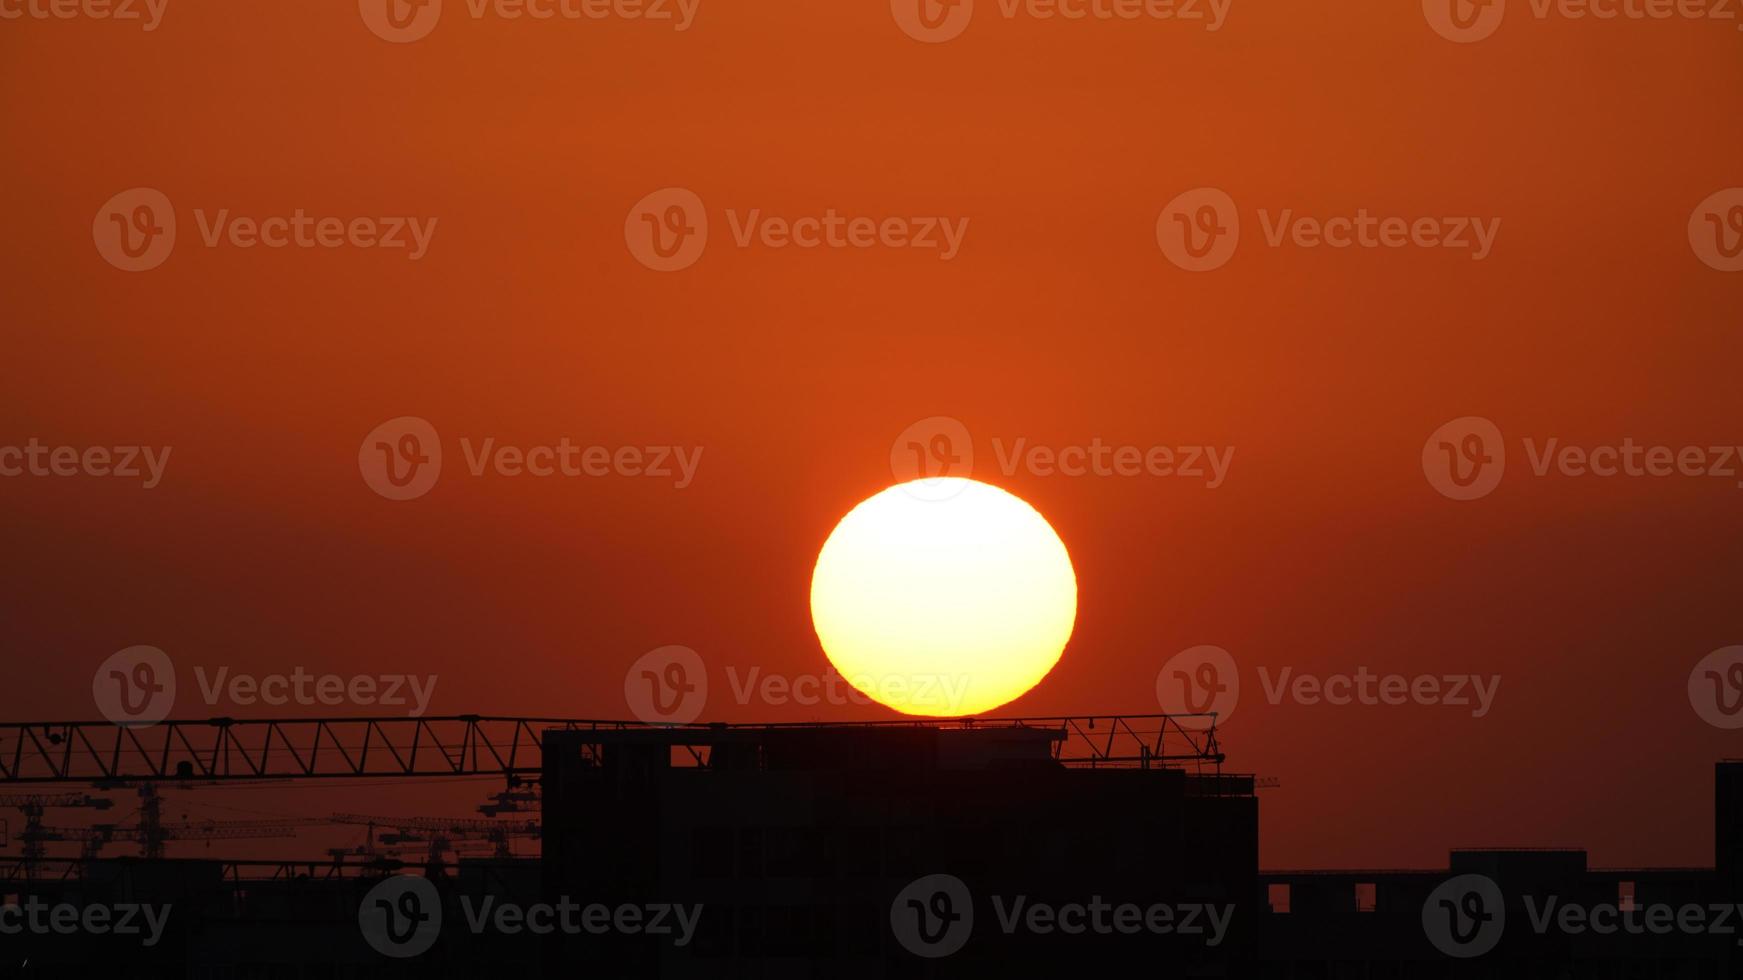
[809,478,1078,717]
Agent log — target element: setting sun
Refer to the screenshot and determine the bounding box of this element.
[809,479,1078,717]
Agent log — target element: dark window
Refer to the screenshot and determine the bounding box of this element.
[1268,882,1291,914]
[1355,882,1377,913]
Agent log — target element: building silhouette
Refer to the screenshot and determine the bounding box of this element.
[540,719,1252,975]
[0,719,1737,976]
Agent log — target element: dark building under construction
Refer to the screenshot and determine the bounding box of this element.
[0,715,1740,977]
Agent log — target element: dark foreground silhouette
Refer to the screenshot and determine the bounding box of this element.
[1,718,1735,977]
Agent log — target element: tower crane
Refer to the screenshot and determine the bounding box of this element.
[0,793,115,872]
[327,812,540,866]
[29,819,310,860]
[478,776,540,817]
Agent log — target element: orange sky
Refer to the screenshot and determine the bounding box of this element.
[3,0,1742,869]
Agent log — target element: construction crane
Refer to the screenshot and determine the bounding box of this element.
[478,777,540,817]
[85,780,307,858]
[0,714,1224,877]
[0,717,584,783]
[0,793,115,872]
[328,812,540,865]
[30,819,307,860]
[325,830,461,875]
[0,714,1222,783]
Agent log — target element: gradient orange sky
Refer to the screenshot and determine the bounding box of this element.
[3,1,1742,869]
